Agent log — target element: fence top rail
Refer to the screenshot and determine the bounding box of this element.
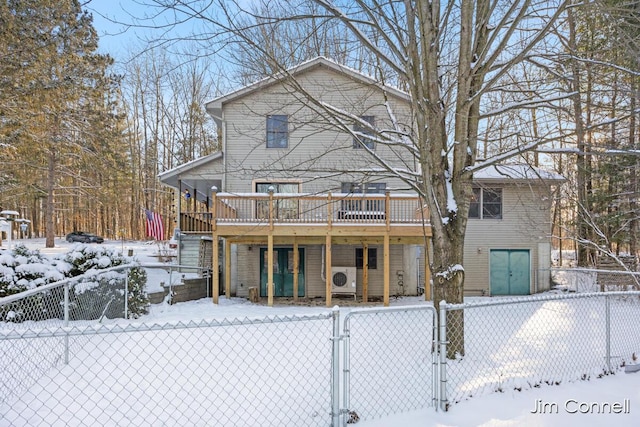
[0,263,210,308]
[442,290,640,311]
[0,263,138,306]
[343,304,437,330]
[139,263,206,271]
[548,267,640,275]
[0,311,334,340]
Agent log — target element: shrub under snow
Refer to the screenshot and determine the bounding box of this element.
[0,244,149,322]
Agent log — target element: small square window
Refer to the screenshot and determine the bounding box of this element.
[266,115,288,148]
[356,248,377,269]
[469,187,502,219]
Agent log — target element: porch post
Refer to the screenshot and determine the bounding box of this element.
[325,234,332,308]
[268,234,274,306]
[362,244,369,303]
[384,234,390,307]
[267,187,275,307]
[225,239,231,299]
[384,191,391,306]
[293,239,299,302]
[177,179,182,232]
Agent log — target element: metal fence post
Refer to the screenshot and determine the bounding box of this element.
[605,294,611,372]
[342,313,351,424]
[64,283,70,365]
[331,306,341,427]
[439,301,448,412]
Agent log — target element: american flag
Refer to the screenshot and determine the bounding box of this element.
[145,209,165,241]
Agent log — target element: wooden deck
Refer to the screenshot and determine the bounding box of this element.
[179,192,432,307]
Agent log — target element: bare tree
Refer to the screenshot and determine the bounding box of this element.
[138,0,577,356]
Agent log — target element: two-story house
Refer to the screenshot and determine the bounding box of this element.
[158,57,563,306]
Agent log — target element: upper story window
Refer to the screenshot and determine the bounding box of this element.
[266,115,288,148]
[469,187,502,219]
[353,115,375,150]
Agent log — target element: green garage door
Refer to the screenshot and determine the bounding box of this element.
[490,249,530,295]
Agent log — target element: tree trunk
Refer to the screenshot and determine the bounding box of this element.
[567,9,593,267]
[630,82,638,258]
[45,148,56,248]
[431,234,465,358]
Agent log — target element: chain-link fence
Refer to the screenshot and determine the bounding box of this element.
[548,268,640,293]
[0,269,438,427]
[440,291,640,410]
[342,306,437,423]
[3,265,640,425]
[1,311,335,427]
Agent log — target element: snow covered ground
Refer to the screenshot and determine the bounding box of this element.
[1,238,639,426]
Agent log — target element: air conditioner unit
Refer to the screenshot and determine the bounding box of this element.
[331,267,357,295]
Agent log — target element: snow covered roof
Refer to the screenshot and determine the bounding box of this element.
[157,152,224,204]
[472,164,565,184]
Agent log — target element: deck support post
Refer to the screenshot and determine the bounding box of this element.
[383,191,390,307]
[325,235,332,307]
[362,244,369,303]
[225,239,231,299]
[383,234,390,307]
[293,240,299,302]
[267,187,275,307]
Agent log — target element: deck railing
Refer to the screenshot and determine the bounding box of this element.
[179,192,428,233]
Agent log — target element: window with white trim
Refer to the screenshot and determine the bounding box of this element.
[266,115,288,148]
[469,187,502,219]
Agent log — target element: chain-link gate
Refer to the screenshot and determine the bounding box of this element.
[341,306,438,425]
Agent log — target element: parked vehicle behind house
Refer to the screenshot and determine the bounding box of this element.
[65,231,104,244]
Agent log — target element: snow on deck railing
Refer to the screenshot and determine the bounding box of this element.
[179,192,428,229]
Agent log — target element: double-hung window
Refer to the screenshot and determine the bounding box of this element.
[353,115,375,150]
[469,187,502,219]
[266,115,288,148]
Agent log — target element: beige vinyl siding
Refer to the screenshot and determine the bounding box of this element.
[176,158,225,186]
[220,67,414,194]
[234,245,260,298]
[232,243,409,299]
[463,184,553,294]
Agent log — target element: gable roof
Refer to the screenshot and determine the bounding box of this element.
[205,56,411,125]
